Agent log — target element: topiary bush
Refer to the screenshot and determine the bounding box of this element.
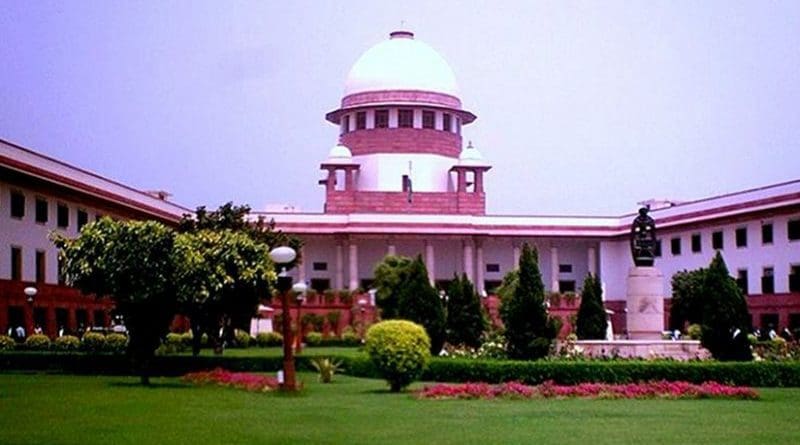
[180,332,193,350]
[0,335,16,351]
[256,332,283,347]
[341,326,360,346]
[81,332,106,353]
[687,324,702,340]
[234,330,251,348]
[24,334,51,351]
[162,332,187,354]
[365,320,431,392]
[54,335,81,352]
[305,332,323,346]
[105,333,128,354]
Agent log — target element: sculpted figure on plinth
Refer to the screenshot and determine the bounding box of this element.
[630,207,656,267]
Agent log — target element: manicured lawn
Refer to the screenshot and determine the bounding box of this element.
[1,372,799,445]
[184,346,365,358]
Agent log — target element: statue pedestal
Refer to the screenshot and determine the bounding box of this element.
[626,267,664,340]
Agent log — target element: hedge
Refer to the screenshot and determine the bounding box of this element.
[1,352,799,387]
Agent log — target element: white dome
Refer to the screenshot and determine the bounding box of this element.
[458,141,489,166]
[325,144,353,164]
[344,31,459,97]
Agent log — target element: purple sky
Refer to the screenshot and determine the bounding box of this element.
[2,1,799,215]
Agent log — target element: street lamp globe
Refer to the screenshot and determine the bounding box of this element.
[269,246,296,265]
[24,286,38,303]
[292,282,308,295]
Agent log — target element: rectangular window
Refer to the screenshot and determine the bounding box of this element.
[35,250,46,283]
[486,263,500,273]
[558,280,576,293]
[455,117,461,135]
[712,231,724,250]
[340,115,350,134]
[735,227,748,248]
[762,223,773,245]
[10,191,25,218]
[312,262,328,271]
[654,239,662,257]
[670,237,681,255]
[77,209,88,231]
[356,112,366,130]
[762,267,775,295]
[374,110,389,128]
[558,264,573,274]
[422,110,435,129]
[790,265,800,293]
[310,278,330,293]
[789,219,800,241]
[57,203,69,228]
[691,234,701,253]
[737,269,748,296]
[398,109,413,128]
[11,247,22,281]
[360,278,375,290]
[35,198,48,224]
[443,113,452,132]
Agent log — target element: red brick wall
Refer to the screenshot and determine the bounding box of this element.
[325,190,485,215]
[340,128,461,157]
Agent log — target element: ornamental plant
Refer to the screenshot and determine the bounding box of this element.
[0,335,16,351]
[104,333,128,354]
[446,273,486,348]
[365,320,431,392]
[396,256,446,354]
[54,335,81,352]
[305,331,323,346]
[310,357,344,383]
[24,334,51,351]
[575,274,607,340]
[256,332,283,347]
[183,368,279,392]
[699,252,752,361]
[81,332,106,353]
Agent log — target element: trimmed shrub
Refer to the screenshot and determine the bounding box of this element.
[396,256,446,354]
[365,320,431,392]
[180,332,193,349]
[575,274,607,340]
[54,335,81,352]
[234,330,251,348]
[256,332,283,347]
[305,331,323,346]
[0,335,16,351]
[687,324,702,340]
[24,334,51,351]
[341,326,360,346]
[81,332,106,353]
[699,253,752,361]
[162,332,187,354]
[446,273,486,348]
[105,333,128,354]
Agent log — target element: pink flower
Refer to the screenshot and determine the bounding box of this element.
[183,368,279,393]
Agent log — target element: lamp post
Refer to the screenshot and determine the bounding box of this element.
[357,298,368,340]
[269,246,298,391]
[293,282,307,354]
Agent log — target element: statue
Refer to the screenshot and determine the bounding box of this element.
[630,207,656,267]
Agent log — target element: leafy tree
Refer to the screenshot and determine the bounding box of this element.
[575,274,607,340]
[178,202,299,347]
[396,256,446,354]
[699,252,752,361]
[373,255,413,319]
[669,268,707,330]
[53,218,176,385]
[172,230,276,355]
[500,243,556,360]
[496,269,519,304]
[445,273,486,348]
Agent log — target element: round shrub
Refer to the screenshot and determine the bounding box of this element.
[256,332,283,347]
[180,332,193,349]
[305,332,323,346]
[164,332,186,353]
[105,333,128,353]
[365,320,431,392]
[54,335,81,352]
[24,334,51,351]
[687,324,702,340]
[234,330,252,348]
[81,332,106,353]
[0,335,16,351]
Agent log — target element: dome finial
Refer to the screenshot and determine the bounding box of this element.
[467,140,473,149]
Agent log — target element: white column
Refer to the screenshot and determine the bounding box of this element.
[387,240,396,256]
[512,241,521,268]
[550,246,559,293]
[335,240,344,290]
[425,240,435,285]
[348,241,359,290]
[463,238,474,283]
[475,239,485,295]
[587,246,597,276]
[298,245,306,284]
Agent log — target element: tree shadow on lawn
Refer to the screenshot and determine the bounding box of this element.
[108,380,193,389]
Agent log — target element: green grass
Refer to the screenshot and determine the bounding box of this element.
[184,346,365,358]
[1,373,799,445]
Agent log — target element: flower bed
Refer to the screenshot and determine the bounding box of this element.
[418,380,759,400]
[182,368,279,392]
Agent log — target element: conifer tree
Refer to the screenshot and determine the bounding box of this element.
[396,255,446,354]
[500,243,556,359]
[700,252,752,361]
[575,274,607,340]
[446,273,487,348]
